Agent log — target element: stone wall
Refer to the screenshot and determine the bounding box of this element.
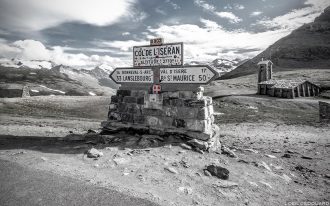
[0,89,23,98]
[107,88,215,140]
[319,101,330,122]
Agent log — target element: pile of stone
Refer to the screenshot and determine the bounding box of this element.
[103,87,219,149]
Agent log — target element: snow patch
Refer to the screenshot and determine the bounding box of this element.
[98,64,114,72]
[214,112,225,116]
[31,89,39,93]
[89,92,96,96]
[39,85,66,94]
[0,58,52,69]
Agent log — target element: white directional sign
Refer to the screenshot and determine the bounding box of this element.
[133,42,183,67]
[110,68,154,84]
[160,65,217,84]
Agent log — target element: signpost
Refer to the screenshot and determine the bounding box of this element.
[110,38,219,88]
[133,42,183,67]
[105,38,219,142]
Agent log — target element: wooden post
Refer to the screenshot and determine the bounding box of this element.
[279,89,283,98]
[301,85,305,97]
[306,84,310,97]
[257,85,261,94]
[310,85,314,96]
[270,88,275,97]
[291,88,295,99]
[296,86,300,97]
[262,85,267,95]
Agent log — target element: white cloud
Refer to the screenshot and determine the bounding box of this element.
[256,0,330,30]
[122,32,130,36]
[0,0,135,31]
[13,40,51,60]
[234,4,245,10]
[166,0,180,10]
[194,1,242,24]
[200,19,222,30]
[96,40,148,52]
[127,10,148,23]
[251,11,263,16]
[224,4,244,10]
[155,8,167,15]
[147,20,290,61]
[215,12,242,23]
[194,0,216,12]
[0,39,128,68]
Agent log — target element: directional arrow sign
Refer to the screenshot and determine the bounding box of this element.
[159,65,218,84]
[110,67,154,84]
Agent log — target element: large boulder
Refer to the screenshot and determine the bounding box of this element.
[206,165,229,180]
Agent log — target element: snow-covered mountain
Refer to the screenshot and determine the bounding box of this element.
[186,58,249,76]
[0,58,55,69]
[0,58,117,96]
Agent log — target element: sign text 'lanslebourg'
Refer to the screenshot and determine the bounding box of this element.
[110,68,154,84]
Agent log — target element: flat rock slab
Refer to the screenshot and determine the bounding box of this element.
[213,181,238,188]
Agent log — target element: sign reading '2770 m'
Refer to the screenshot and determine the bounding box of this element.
[133,42,183,67]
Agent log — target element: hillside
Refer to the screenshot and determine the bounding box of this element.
[221,6,330,80]
[0,64,116,97]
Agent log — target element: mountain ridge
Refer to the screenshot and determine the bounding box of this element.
[220,6,330,80]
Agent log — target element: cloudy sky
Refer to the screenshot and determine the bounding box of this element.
[0,0,329,68]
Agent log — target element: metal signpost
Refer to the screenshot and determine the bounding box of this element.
[109,38,219,90]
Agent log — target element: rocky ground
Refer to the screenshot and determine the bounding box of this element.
[0,85,329,205]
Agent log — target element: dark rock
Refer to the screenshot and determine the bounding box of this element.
[180,160,190,168]
[295,165,315,173]
[100,135,116,144]
[271,149,281,153]
[286,150,295,154]
[206,165,229,180]
[301,155,313,160]
[238,159,250,164]
[87,129,97,134]
[63,134,85,141]
[282,153,291,158]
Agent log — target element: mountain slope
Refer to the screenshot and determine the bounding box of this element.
[0,63,117,96]
[221,6,330,80]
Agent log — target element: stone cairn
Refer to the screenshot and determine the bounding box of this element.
[102,87,220,151]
